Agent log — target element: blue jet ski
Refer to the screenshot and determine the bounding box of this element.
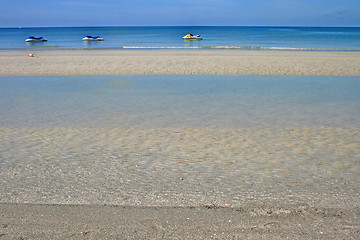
[82,35,104,41]
[26,36,47,42]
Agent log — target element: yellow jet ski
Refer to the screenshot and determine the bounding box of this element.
[183,34,203,40]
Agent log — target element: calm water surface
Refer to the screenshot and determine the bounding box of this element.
[1,75,359,128]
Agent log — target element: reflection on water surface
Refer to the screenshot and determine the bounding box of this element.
[1,75,359,128]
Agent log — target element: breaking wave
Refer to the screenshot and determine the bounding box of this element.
[121,46,360,51]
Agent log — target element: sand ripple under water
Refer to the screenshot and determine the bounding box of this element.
[1,127,359,208]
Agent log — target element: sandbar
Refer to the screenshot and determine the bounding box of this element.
[1,49,360,76]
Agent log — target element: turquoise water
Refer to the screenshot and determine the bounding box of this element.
[1,75,359,128]
[0,26,359,50]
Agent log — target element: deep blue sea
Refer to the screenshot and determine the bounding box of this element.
[0,26,359,50]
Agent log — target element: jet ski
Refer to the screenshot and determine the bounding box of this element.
[26,36,47,42]
[183,34,203,40]
[82,35,104,41]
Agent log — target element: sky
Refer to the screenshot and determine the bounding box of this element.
[1,0,359,27]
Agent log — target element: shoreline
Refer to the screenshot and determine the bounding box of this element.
[1,202,359,239]
[1,49,360,76]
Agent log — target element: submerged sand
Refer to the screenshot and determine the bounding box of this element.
[1,49,360,76]
[1,126,359,207]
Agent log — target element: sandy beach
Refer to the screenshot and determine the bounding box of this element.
[1,49,360,239]
[1,49,360,76]
[1,126,359,239]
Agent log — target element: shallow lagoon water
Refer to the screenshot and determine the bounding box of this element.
[1,75,360,208]
[1,75,360,128]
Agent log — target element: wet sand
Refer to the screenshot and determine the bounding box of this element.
[1,49,360,76]
[1,203,359,239]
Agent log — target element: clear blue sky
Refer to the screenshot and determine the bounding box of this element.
[1,0,359,27]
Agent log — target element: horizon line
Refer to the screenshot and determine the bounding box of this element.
[1,25,360,29]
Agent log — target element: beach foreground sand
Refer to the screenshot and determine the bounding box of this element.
[1,50,360,239]
[1,203,359,239]
[1,127,359,239]
[1,49,360,76]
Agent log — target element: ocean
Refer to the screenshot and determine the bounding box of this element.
[0,26,359,50]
